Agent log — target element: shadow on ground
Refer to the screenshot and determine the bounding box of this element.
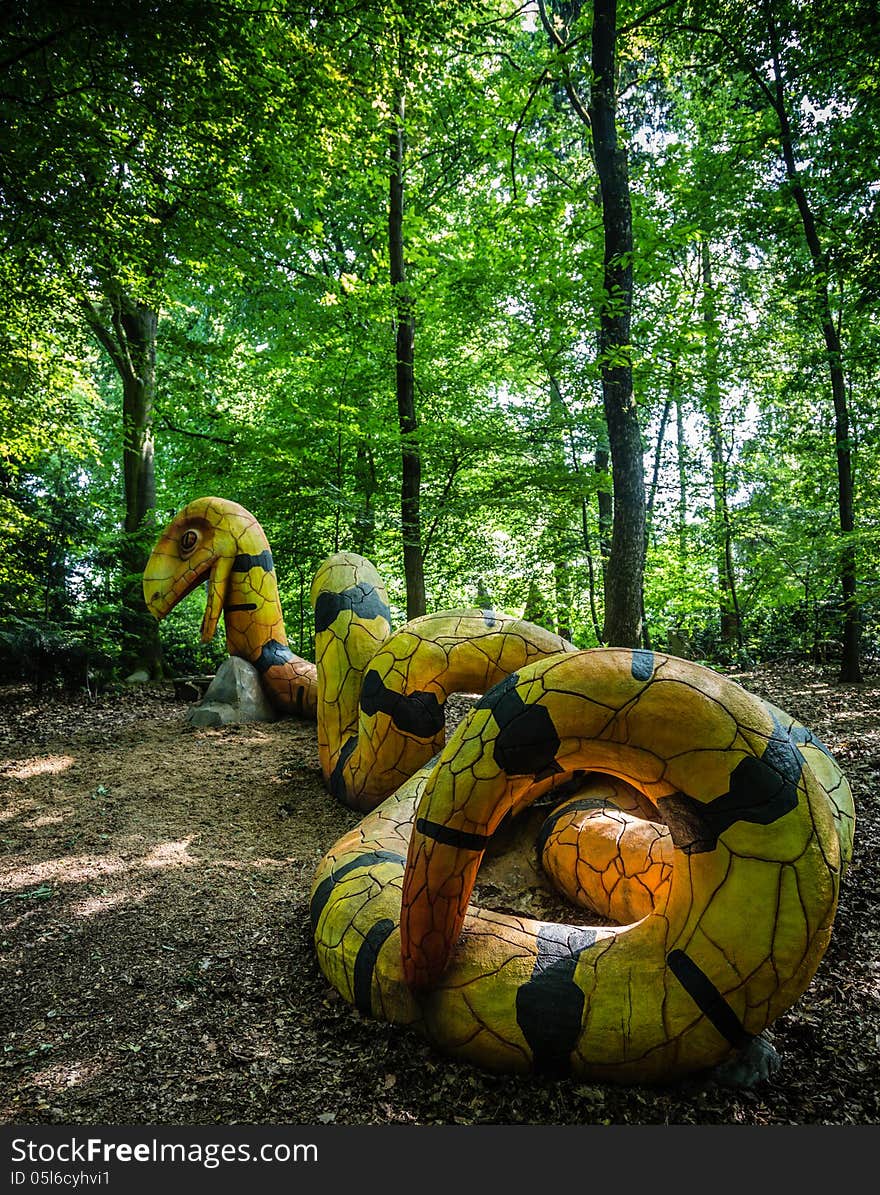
[1,664,878,1125]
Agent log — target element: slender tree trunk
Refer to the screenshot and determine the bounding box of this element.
[118,300,162,676]
[590,0,644,647]
[546,378,576,640]
[389,81,426,620]
[676,397,688,558]
[83,288,163,677]
[642,376,675,651]
[764,0,860,681]
[646,392,673,532]
[554,561,573,641]
[353,441,377,558]
[579,496,603,642]
[595,443,613,593]
[549,374,603,642]
[701,241,741,648]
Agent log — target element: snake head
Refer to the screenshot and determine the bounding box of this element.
[143,497,252,642]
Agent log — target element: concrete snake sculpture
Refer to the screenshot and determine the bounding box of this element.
[145,496,855,1081]
[144,496,318,716]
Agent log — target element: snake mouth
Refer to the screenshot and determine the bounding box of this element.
[144,561,211,620]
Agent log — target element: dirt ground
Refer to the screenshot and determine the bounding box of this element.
[1,661,878,1126]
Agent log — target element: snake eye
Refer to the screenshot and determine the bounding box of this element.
[180,529,199,556]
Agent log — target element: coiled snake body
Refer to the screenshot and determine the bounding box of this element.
[146,497,855,1081]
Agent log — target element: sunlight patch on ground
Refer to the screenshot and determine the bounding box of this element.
[1,1055,107,1114]
[24,812,68,828]
[142,837,196,869]
[2,839,198,892]
[2,755,75,780]
[194,727,274,744]
[1,852,129,889]
[70,886,150,918]
[0,802,75,829]
[205,855,304,872]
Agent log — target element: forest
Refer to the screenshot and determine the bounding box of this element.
[2,0,880,1134]
[2,0,878,686]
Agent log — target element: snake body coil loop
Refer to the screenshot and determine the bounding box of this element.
[144,501,854,1081]
[310,559,854,1080]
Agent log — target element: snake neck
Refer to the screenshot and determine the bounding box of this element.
[218,533,318,718]
[220,546,289,666]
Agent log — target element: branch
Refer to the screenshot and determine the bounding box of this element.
[78,296,128,377]
[536,0,591,130]
[422,455,464,565]
[536,0,565,48]
[0,27,73,74]
[619,0,681,37]
[107,289,137,380]
[157,419,233,446]
[511,67,550,201]
[673,22,778,112]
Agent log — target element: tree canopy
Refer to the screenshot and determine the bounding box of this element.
[1,0,878,685]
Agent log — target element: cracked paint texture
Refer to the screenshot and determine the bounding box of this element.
[310,568,854,1081]
[144,500,854,1080]
[143,497,318,716]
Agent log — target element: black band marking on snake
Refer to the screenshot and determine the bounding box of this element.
[476,672,562,777]
[658,712,802,854]
[631,650,654,681]
[313,583,392,634]
[232,550,274,573]
[360,670,445,738]
[255,639,296,673]
[667,949,752,1048]
[353,919,396,1015]
[329,735,359,802]
[515,924,598,1075]
[415,818,491,852]
[309,850,406,930]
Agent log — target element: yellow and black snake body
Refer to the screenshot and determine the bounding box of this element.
[146,497,855,1082]
[143,497,319,716]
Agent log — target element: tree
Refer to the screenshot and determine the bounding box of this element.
[667,0,870,677]
[388,28,426,619]
[1,0,340,672]
[538,0,645,646]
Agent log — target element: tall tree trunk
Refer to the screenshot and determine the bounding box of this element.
[82,288,163,677]
[595,442,613,603]
[353,441,377,558]
[549,374,603,641]
[119,299,162,676]
[642,374,676,651]
[547,377,575,641]
[554,561,573,641]
[590,0,644,646]
[701,241,741,648]
[764,0,861,682]
[676,397,688,558]
[389,81,426,621]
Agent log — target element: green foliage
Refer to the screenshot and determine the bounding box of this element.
[1,0,878,677]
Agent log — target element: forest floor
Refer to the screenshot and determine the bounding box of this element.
[1,661,878,1126]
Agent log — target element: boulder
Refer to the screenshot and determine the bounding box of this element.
[711,1034,781,1088]
[186,656,278,727]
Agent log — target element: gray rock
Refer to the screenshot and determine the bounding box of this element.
[125,669,151,683]
[186,656,278,727]
[712,1034,781,1088]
